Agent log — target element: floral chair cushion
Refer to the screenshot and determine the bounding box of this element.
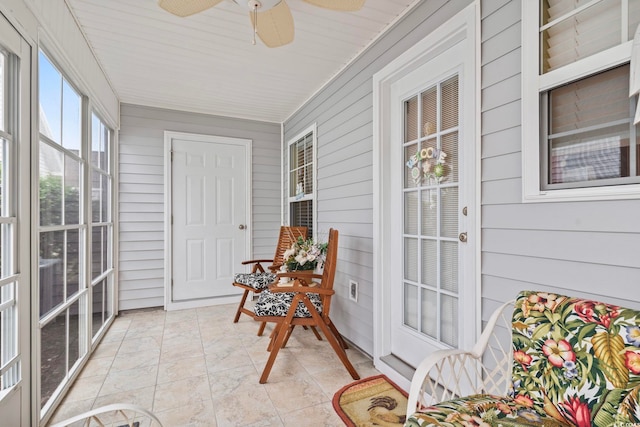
[233,272,277,291]
[253,288,322,318]
[405,394,569,427]
[405,291,640,427]
[511,291,640,427]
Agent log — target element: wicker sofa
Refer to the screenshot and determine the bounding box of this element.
[405,290,640,427]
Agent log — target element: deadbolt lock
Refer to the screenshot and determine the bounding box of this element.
[459,232,467,243]
[462,206,467,216]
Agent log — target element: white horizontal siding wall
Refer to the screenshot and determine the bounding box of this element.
[284,0,473,355]
[480,0,640,329]
[119,104,281,310]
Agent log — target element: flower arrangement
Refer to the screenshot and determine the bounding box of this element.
[406,146,447,184]
[282,236,328,271]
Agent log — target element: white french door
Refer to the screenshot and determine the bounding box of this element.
[374,4,478,384]
[166,132,251,308]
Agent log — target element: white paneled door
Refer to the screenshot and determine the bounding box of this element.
[169,133,250,305]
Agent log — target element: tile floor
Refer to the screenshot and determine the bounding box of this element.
[48,302,380,426]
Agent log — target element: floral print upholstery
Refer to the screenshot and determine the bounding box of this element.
[253,288,323,318]
[406,291,640,427]
[233,272,277,291]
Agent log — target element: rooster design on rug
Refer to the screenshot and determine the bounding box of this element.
[360,396,407,427]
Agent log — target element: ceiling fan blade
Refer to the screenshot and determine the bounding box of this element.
[250,1,294,48]
[159,0,224,17]
[303,0,365,12]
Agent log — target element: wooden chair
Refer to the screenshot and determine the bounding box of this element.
[232,225,307,335]
[252,228,360,384]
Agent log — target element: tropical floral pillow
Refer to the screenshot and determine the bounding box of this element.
[511,291,640,426]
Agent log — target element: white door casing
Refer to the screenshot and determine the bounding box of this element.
[372,3,480,390]
[164,132,251,310]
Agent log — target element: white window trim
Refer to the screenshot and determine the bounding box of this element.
[521,1,640,202]
[286,123,317,239]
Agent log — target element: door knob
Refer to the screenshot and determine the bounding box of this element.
[459,232,467,243]
[239,224,246,230]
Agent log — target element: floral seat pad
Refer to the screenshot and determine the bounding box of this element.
[405,394,569,427]
[233,272,277,291]
[253,289,322,318]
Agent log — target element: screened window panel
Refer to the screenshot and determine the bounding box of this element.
[91,279,105,338]
[62,80,81,153]
[39,231,64,317]
[0,139,5,218]
[0,282,19,391]
[39,142,63,227]
[631,0,640,40]
[66,229,80,298]
[91,115,110,172]
[39,52,62,144]
[91,171,110,223]
[91,226,108,280]
[64,155,81,225]
[68,300,81,371]
[0,54,4,132]
[40,311,66,408]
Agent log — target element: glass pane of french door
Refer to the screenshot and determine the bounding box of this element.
[403,75,459,347]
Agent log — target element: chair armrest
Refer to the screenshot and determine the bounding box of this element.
[241,258,274,265]
[407,299,516,416]
[276,272,323,281]
[269,283,334,295]
[407,348,476,414]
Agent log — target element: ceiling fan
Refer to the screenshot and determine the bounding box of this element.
[158,0,366,48]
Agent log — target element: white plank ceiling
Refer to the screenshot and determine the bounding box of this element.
[65,0,416,122]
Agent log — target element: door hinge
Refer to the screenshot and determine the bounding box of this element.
[170,150,173,161]
[171,215,173,225]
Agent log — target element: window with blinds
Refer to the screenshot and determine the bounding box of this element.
[288,126,315,235]
[539,0,640,190]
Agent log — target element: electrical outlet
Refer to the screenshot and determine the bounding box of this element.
[348,280,358,302]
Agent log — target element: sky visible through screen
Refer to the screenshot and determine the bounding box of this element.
[38,50,81,152]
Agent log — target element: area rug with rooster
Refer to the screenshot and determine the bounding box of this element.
[333,374,408,427]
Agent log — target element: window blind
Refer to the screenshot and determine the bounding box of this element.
[290,200,312,236]
[550,64,629,134]
[542,0,621,73]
